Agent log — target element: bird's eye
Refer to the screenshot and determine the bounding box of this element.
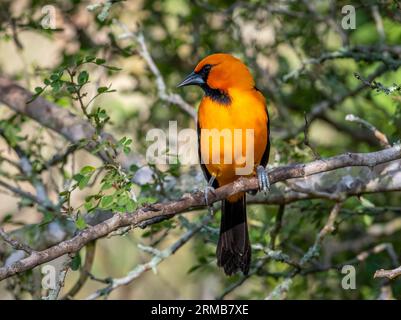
[198,64,212,78]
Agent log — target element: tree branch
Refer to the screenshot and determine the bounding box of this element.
[374,266,401,280]
[345,114,390,148]
[0,144,400,281]
[0,227,34,254]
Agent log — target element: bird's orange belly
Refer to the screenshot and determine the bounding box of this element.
[198,96,268,187]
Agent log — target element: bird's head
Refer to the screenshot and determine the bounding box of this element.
[177,53,255,93]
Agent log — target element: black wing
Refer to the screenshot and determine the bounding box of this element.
[255,87,270,168]
[197,121,219,188]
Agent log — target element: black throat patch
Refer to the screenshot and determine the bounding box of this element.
[196,64,231,105]
[201,84,231,105]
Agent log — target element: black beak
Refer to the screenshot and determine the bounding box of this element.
[177,71,205,88]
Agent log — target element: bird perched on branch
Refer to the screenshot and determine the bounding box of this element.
[178,53,270,275]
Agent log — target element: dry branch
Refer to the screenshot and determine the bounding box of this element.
[0,227,33,254]
[374,266,401,280]
[345,114,390,148]
[0,144,400,281]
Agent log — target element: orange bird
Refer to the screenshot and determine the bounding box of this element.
[178,53,270,275]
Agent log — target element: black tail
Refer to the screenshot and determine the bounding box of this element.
[216,194,251,276]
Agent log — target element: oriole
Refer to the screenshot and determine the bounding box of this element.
[178,53,270,275]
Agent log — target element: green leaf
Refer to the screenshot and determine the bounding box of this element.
[84,201,93,211]
[98,109,108,118]
[123,146,131,155]
[101,181,113,191]
[78,175,91,190]
[117,194,129,206]
[75,215,87,230]
[85,195,95,202]
[125,200,136,212]
[138,197,157,205]
[78,71,89,85]
[129,164,139,172]
[67,85,76,93]
[104,65,122,71]
[117,137,127,146]
[97,86,108,94]
[187,264,202,274]
[73,173,84,182]
[85,56,96,62]
[360,197,375,208]
[34,86,43,93]
[80,165,96,175]
[100,195,114,208]
[115,206,126,212]
[1,213,13,223]
[59,190,69,197]
[363,215,374,227]
[50,80,62,92]
[95,58,106,65]
[70,254,81,271]
[50,73,60,81]
[75,57,84,65]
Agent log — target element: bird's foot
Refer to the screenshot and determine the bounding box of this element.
[257,165,270,195]
[204,185,216,215]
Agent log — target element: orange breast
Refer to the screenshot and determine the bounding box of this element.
[198,88,268,187]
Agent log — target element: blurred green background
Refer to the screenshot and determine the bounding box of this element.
[1,0,401,299]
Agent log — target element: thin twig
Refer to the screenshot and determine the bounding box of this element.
[113,19,196,119]
[374,266,401,280]
[0,227,34,254]
[345,114,390,148]
[270,204,285,250]
[303,113,321,159]
[0,179,55,212]
[299,202,342,267]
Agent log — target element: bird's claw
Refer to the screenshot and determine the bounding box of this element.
[204,185,216,215]
[257,165,270,195]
